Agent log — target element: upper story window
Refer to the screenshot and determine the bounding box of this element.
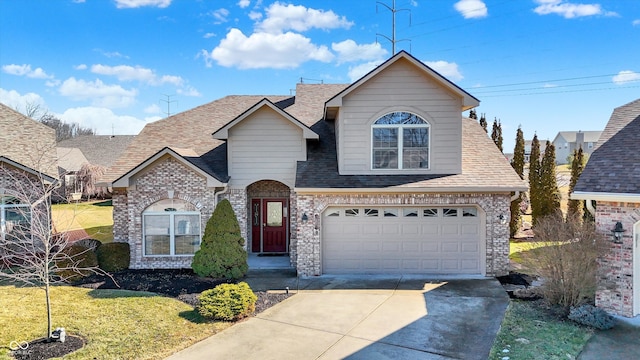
[0,195,30,242]
[143,199,201,256]
[372,112,429,169]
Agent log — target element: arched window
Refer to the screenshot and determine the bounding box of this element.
[143,199,201,256]
[372,112,429,169]
[0,195,30,241]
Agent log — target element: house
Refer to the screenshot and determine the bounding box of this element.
[571,98,640,317]
[102,51,526,276]
[552,130,602,164]
[0,103,58,241]
[57,135,135,199]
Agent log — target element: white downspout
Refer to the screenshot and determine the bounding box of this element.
[213,186,229,209]
[585,199,596,217]
[510,191,520,202]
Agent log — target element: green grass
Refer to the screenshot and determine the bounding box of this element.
[0,285,231,359]
[490,301,593,360]
[52,200,114,243]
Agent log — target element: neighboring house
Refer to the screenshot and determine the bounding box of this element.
[0,103,58,241]
[552,130,602,164]
[102,51,526,276]
[572,98,640,317]
[57,135,135,199]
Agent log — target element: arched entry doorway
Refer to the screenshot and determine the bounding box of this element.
[247,180,290,254]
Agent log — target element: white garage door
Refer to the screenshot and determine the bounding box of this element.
[322,206,483,274]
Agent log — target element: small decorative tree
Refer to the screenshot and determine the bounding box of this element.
[192,199,248,279]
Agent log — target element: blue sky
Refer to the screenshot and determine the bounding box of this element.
[1,0,638,151]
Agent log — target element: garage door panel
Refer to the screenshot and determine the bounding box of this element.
[441,224,459,235]
[323,206,482,274]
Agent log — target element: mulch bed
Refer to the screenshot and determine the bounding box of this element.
[11,336,84,360]
[12,269,291,359]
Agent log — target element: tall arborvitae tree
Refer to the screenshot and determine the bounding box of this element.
[469,109,478,120]
[539,141,561,219]
[491,118,504,152]
[509,126,526,236]
[529,134,542,225]
[567,147,585,221]
[479,113,488,133]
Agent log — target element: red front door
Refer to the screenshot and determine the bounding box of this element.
[251,198,288,253]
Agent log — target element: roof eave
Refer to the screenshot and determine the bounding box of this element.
[294,185,527,194]
[570,191,640,203]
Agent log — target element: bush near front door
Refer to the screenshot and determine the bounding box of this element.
[191,199,248,279]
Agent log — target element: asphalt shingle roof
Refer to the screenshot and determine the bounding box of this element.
[296,117,526,191]
[0,103,58,178]
[57,135,135,168]
[104,83,525,192]
[574,98,640,194]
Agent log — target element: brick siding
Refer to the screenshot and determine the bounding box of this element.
[594,201,640,317]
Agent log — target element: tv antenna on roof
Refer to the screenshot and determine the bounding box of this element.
[160,94,177,117]
[376,0,412,55]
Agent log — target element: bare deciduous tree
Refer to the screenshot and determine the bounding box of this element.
[76,163,110,199]
[0,163,107,339]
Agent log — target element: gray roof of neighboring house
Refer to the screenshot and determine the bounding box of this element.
[57,135,135,168]
[0,103,58,178]
[574,98,640,195]
[57,147,89,172]
[554,131,602,143]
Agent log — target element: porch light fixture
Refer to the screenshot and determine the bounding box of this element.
[301,213,308,222]
[498,214,507,225]
[612,221,625,243]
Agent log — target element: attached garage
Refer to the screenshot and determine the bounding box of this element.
[322,206,484,275]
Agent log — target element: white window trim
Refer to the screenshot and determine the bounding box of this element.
[143,211,201,257]
[371,113,431,171]
[0,197,30,241]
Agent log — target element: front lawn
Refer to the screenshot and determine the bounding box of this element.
[0,285,230,359]
[490,300,593,359]
[52,200,114,243]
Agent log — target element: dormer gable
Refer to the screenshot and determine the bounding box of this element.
[213,98,318,140]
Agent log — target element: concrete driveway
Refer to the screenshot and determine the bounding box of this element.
[166,275,508,360]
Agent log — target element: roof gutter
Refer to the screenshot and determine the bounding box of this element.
[570,191,640,203]
[294,186,527,194]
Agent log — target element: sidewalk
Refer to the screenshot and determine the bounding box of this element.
[577,316,640,360]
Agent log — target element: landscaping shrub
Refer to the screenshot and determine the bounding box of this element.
[96,242,130,272]
[568,304,615,330]
[521,216,606,308]
[74,238,102,252]
[197,282,257,321]
[191,199,248,279]
[56,244,98,282]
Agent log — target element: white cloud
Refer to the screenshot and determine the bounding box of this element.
[144,103,162,114]
[114,0,171,9]
[2,64,53,79]
[332,40,387,64]
[347,61,382,82]
[543,83,558,88]
[454,0,488,19]
[633,19,640,26]
[59,77,138,108]
[424,60,463,81]
[0,88,47,113]
[74,64,88,70]
[56,107,158,135]
[249,11,262,21]
[204,28,333,69]
[533,0,616,19]
[210,8,230,24]
[612,70,640,85]
[203,32,216,39]
[238,0,250,9]
[257,3,353,34]
[94,49,129,59]
[177,86,202,97]
[90,64,184,86]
